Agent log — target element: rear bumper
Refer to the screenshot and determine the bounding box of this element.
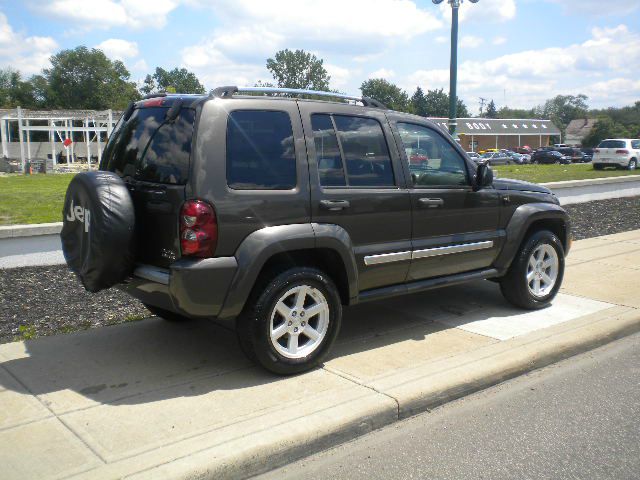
[119,257,238,318]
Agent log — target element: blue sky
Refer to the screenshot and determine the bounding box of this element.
[1,0,639,114]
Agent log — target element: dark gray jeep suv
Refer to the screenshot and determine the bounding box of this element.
[61,86,571,375]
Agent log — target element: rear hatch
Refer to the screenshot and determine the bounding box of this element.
[100,96,199,268]
[595,140,626,163]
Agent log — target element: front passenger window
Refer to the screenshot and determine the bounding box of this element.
[397,123,468,187]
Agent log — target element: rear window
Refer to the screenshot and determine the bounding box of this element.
[226,110,296,190]
[598,140,626,149]
[101,107,195,185]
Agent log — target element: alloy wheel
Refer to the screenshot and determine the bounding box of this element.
[526,244,559,298]
[268,285,330,359]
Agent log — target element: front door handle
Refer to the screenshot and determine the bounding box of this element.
[419,197,444,208]
[320,199,351,211]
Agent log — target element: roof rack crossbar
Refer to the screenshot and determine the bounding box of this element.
[210,85,387,108]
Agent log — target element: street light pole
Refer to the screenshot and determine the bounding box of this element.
[433,0,479,138]
[448,0,459,137]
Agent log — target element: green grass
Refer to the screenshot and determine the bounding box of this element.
[0,174,74,225]
[492,164,638,183]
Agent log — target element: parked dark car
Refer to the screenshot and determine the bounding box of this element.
[580,148,594,162]
[504,151,527,164]
[60,87,571,375]
[531,150,572,164]
[555,147,589,163]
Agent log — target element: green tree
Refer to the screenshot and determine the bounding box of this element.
[423,88,469,118]
[0,68,42,108]
[497,106,540,119]
[541,94,589,134]
[266,49,331,90]
[485,99,498,118]
[142,67,206,95]
[43,46,139,109]
[582,116,634,147]
[410,86,428,116]
[360,79,409,112]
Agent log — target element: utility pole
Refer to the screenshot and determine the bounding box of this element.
[479,97,487,117]
[433,0,480,138]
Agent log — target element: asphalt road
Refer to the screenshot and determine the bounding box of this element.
[256,333,640,480]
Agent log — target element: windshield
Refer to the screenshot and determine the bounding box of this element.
[598,140,626,149]
[101,107,195,185]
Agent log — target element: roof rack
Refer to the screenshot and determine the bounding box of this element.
[209,86,387,109]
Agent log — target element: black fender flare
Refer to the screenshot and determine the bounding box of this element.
[494,203,570,271]
[218,223,358,320]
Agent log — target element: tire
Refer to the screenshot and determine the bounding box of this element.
[593,164,603,170]
[500,230,565,310]
[628,159,637,171]
[144,303,191,322]
[236,267,342,375]
[60,171,135,292]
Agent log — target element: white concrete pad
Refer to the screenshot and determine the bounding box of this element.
[0,234,64,268]
[438,293,615,340]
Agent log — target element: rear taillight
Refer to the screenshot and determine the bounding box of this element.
[615,149,629,155]
[594,149,600,153]
[180,200,217,258]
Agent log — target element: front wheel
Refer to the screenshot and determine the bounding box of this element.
[593,163,603,170]
[236,267,342,375]
[500,230,565,310]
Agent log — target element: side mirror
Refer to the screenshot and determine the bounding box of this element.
[474,162,494,191]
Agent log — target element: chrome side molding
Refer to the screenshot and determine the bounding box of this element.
[364,251,412,266]
[364,241,494,266]
[412,241,494,260]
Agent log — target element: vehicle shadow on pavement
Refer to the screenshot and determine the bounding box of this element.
[0,280,531,408]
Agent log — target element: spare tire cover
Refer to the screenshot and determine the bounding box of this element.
[61,171,135,293]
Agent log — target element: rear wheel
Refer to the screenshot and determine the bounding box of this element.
[500,230,565,310]
[236,267,342,375]
[593,164,603,170]
[628,159,637,171]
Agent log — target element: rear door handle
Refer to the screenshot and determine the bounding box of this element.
[419,197,444,208]
[320,199,351,211]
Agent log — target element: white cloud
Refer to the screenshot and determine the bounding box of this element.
[96,38,138,60]
[435,36,447,44]
[182,0,442,90]
[406,24,640,110]
[325,64,353,88]
[0,13,58,75]
[29,0,181,30]
[460,35,484,48]
[132,59,149,73]
[546,0,639,16]
[492,36,507,45]
[369,68,395,79]
[439,0,516,24]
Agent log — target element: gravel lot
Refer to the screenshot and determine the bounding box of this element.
[1,195,639,343]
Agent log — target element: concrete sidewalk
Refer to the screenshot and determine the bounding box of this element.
[1,231,639,480]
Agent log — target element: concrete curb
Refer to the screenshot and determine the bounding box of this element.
[122,306,640,479]
[378,306,640,419]
[0,222,62,239]
[542,174,640,189]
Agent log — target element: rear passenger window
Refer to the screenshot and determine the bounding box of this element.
[227,110,296,190]
[311,114,346,186]
[310,114,395,187]
[334,116,395,187]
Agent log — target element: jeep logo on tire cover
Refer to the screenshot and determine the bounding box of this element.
[66,200,91,233]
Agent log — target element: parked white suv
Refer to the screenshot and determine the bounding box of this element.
[592,139,640,170]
